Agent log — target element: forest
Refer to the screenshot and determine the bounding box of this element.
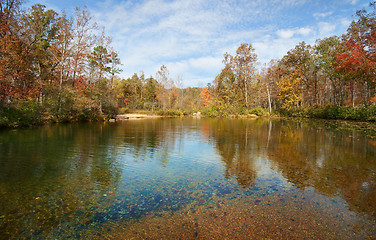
[1,0,376,128]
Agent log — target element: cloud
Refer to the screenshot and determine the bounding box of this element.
[318,21,337,36]
[313,11,333,19]
[82,0,361,86]
[349,0,360,4]
[276,27,313,39]
[276,29,295,39]
[188,57,223,74]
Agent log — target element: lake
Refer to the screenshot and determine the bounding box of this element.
[0,118,375,239]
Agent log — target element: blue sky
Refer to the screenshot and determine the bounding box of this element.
[25,0,371,87]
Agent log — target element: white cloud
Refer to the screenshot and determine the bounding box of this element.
[188,57,223,73]
[318,21,336,37]
[313,11,333,19]
[82,0,365,86]
[349,0,360,4]
[297,27,314,36]
[276,29,295,39]
[276,27,313,39]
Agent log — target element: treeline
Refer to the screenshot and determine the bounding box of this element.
[2,1,376,128]
[202,2,376,121]
[113,66,202,115]
[0,1,121,127]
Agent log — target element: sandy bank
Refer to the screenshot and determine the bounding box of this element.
[115,114,162,120]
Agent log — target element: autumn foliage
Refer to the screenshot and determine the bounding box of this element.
[0,1,121,127]
[200,87,212,107]
[2,1,376,126]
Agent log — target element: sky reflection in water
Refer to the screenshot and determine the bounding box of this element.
[0,118,375,239]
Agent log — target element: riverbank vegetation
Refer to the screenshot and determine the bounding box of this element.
[1,1,376,128]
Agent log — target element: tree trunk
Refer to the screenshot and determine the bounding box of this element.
[352,80,355,108]
[244,77,248,108]
[266,84,272,113]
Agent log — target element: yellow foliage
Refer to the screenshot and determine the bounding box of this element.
[277,72,302,110]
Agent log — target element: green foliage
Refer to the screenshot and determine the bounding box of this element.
[277,105,376,122]
[0,101,44,128]
[156,109,184,116]
[201,106,221,117]
[101,100,118,120]
[200,99,231,117]
[75,108,102,122]
[243,107,266,116]
[201,105,267,118]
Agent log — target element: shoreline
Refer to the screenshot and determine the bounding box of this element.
[115,114,163,120]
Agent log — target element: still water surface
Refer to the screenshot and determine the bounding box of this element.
[0,118,375,239]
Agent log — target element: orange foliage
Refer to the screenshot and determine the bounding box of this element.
[200,87,212,107]
[369,139,376,147]
[370,95,376,104]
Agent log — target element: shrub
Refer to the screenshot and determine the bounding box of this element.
[244,108,266,116]
[0,100,44,128]
[157,109,183,116]
[276,105,376,122]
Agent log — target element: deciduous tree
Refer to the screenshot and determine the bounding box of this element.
[224,43,257,108]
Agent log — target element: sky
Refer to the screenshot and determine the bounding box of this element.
[25,0,371,87]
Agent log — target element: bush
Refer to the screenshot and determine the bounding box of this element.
[276,105,376,122]
[244,108,266,116]
[102,102,118,120]
[75,108,102,121]
[0,100,44,128]
[156,109,183,116]
[201,107,221,117]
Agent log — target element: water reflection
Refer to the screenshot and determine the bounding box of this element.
[199,118,376,219]
[0,123,122,239]
[264,120,376,219]
[206,119,262,188]
[0,118,375,238]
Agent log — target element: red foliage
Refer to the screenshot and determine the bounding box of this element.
[334,34,376,84]
[0,82,41,101]
[74,76,89,95]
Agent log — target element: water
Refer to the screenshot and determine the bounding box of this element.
[0,118,375,239]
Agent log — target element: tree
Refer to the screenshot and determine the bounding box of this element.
[280,42,314,107]
[0,1,121,126]
[212,65,241,114]
[71,6,97,85]
[334,2,376,106]
[108,50,122,87]
[277,70,302,110]
[224,43,258,108]
[89,45,111,82]
[55,13,73,88]
[144,76,159,111]
[0,0,39,104]
[260,60,280,113]
[21,4,58,86]
[314,36,345,105]
[200,86,212,107]
[156,65,175,110]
